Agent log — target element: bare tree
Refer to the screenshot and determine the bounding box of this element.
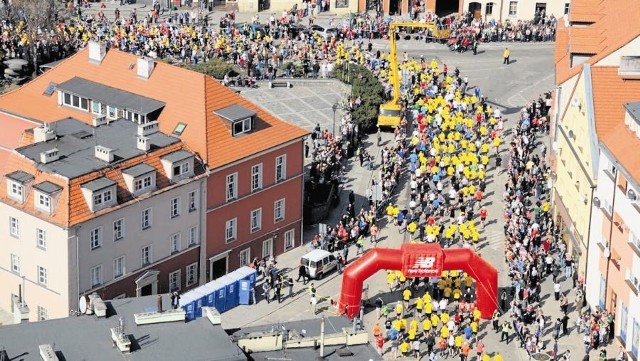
[9,0,56,76]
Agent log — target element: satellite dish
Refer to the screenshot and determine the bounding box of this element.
[79,296,87,314]
[604,247,611,259]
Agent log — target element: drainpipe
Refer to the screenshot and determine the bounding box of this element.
[603,167,618,310]
[73,226,81,313]
[583,184,596,291]
[499,0,504,22]
[300,138,306,247]
[198,178,207,285]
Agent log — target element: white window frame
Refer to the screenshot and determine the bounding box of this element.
[37,306,48,321]
[142,208,152,230]
[141,245,153,266]
[90,265,103,287]
[225,218,237,243]
[113,255,125,279]
[10,254,20,274]
[233,118,253,135]
[36,192,51,213]
[173,162,190,177]
[9,217,19,238]
[37,266,47,286]
[226,172,238,201]
[107,105,118,119]
[8,181,24,203]
[36,228,47,250]
[169,270,181,292]
[186,262,198,287]
[62,92,89,111]
[251,208,262,233]
[284,229,295,250]
[91,100,102,115]
[90,227,102,250]
[93,189,113,207]
[170,197,181,218]
[262,238,273,259]
[251,163,263,191]
[188,225,199,246]
[275,155,287,182]
[113,218,125,241]
[508,0,518,16]
[170,233,182,254]
[239,248,251,267]
[274,199,285,222]
[188,190,198,212]
[134,175,153,191]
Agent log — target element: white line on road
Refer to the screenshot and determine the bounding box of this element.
[506,72,555,107]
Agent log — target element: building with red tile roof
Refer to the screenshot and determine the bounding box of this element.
[0,43,308,322]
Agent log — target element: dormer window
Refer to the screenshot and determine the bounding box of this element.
[214,104,257,137]
[81,177,117,212]
[5,171,34,204]
[122,163,157,196]
[62,92,89,111]
[135,175,153,191]
[33,181,62,215]
[161,150,194,183]
[107,105,118,119]
[91,101,104,115]
[93,189,112,206]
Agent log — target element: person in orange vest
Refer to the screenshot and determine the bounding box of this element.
[372,322,381,338]
[503,47,510,65]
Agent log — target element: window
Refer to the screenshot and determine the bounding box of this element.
[251,164,263,191]
[141,245,152,266]
[38,266,47,286]
[564,2,570,14]
[188,190,197,212]
[186,263,198,287]
[274,199,285,222]
[239,248,251,267]
[169,270,181,291]
[37,306,48,321]
[284,229,295,250]
[633,319,640,358]
[93,189,113,207]
[170,197,181,218]
[142,208,152,230]
[275,155,287,182]
[188,226,199,246]
[172,162,190,177]
[9,217,19,238]
[10,254,20,273]
[134,175,153,191]
[485,2,494,14]
[226,173,238,201]
[508,1,518,16]
[225,218,237,243]
[620,302,628,342]
[90,227,102,250]
[36,228,47,250]
[37,193,51,212]
[251,208,262,233]
[90,265,103,287]
[91,101,102,115]
[170,233,181,254]
[113,219,125,241]
[113,256,125,278]
[173,122,187,136]
[262,238,273,259]
[233,118,253,135]
[62,93,88,111]
[8,181,24,202]
[107,105,118,119]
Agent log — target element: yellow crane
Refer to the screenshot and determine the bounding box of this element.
[377,22,449,128]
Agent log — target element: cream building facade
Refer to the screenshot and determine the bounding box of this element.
[462,0,570,21]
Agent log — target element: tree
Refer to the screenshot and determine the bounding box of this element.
[9,0,56,76]
[333,63,384,131]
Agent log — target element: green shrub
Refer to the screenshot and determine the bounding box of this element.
[190,58,239,79]
[333,63,384,131]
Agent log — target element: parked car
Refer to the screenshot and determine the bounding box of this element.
[300,249,338,280]
[310,25,340,40]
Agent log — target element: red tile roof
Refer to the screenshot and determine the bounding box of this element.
[0,112,39,150]
[0,47,309,169]
[601,124,640,183]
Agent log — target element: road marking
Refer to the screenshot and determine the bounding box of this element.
[506,72,554,107]
[480,230,504,251]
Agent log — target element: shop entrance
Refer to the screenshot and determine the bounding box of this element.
[435,0,458,16]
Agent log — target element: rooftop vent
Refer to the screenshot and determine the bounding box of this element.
[92,115,107,127]
[95,145,114,163]
[40,148,60,164]
[33,124,56,143]
[137,56,155,79]
[88,41,107,64]
[38,344,59,361]
[137,121,159,137]
[137,136,150,151]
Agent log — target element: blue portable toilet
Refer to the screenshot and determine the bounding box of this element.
[192,289,209,318]
[218,275,239,311]
[201,280,221,309]
[235,266,257,287]
[214,281,227,313]
[180,290,196,320]
[238,279,251,305]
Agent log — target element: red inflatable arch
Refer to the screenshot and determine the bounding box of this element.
[338,243,498,319]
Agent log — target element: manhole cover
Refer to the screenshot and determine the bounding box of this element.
[531,353,551,360]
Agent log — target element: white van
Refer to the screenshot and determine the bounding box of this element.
[301,249,338,280]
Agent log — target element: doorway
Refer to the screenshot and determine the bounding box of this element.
[140,284,152,296]
[468,1,481,19]
[134,270,159,297]
[535,2,546,16]
[210,257,227,281]
[389,0,400,15]
[435,0,458,17]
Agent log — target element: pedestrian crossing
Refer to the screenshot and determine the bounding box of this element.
[479,230,504,251]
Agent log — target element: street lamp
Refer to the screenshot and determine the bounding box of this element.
[332,102,338,136]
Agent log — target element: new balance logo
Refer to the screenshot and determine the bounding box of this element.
[412,256,436,269]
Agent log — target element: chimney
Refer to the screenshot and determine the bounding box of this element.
[40,148,60,164]
[137,57,155,79]
[92,115,107,127]
[33,124,55,143]
[88,41,107,64]
[95,145,114,163]
[137,136,150,151]
[157,294,163,313]
[137,121,159,137]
